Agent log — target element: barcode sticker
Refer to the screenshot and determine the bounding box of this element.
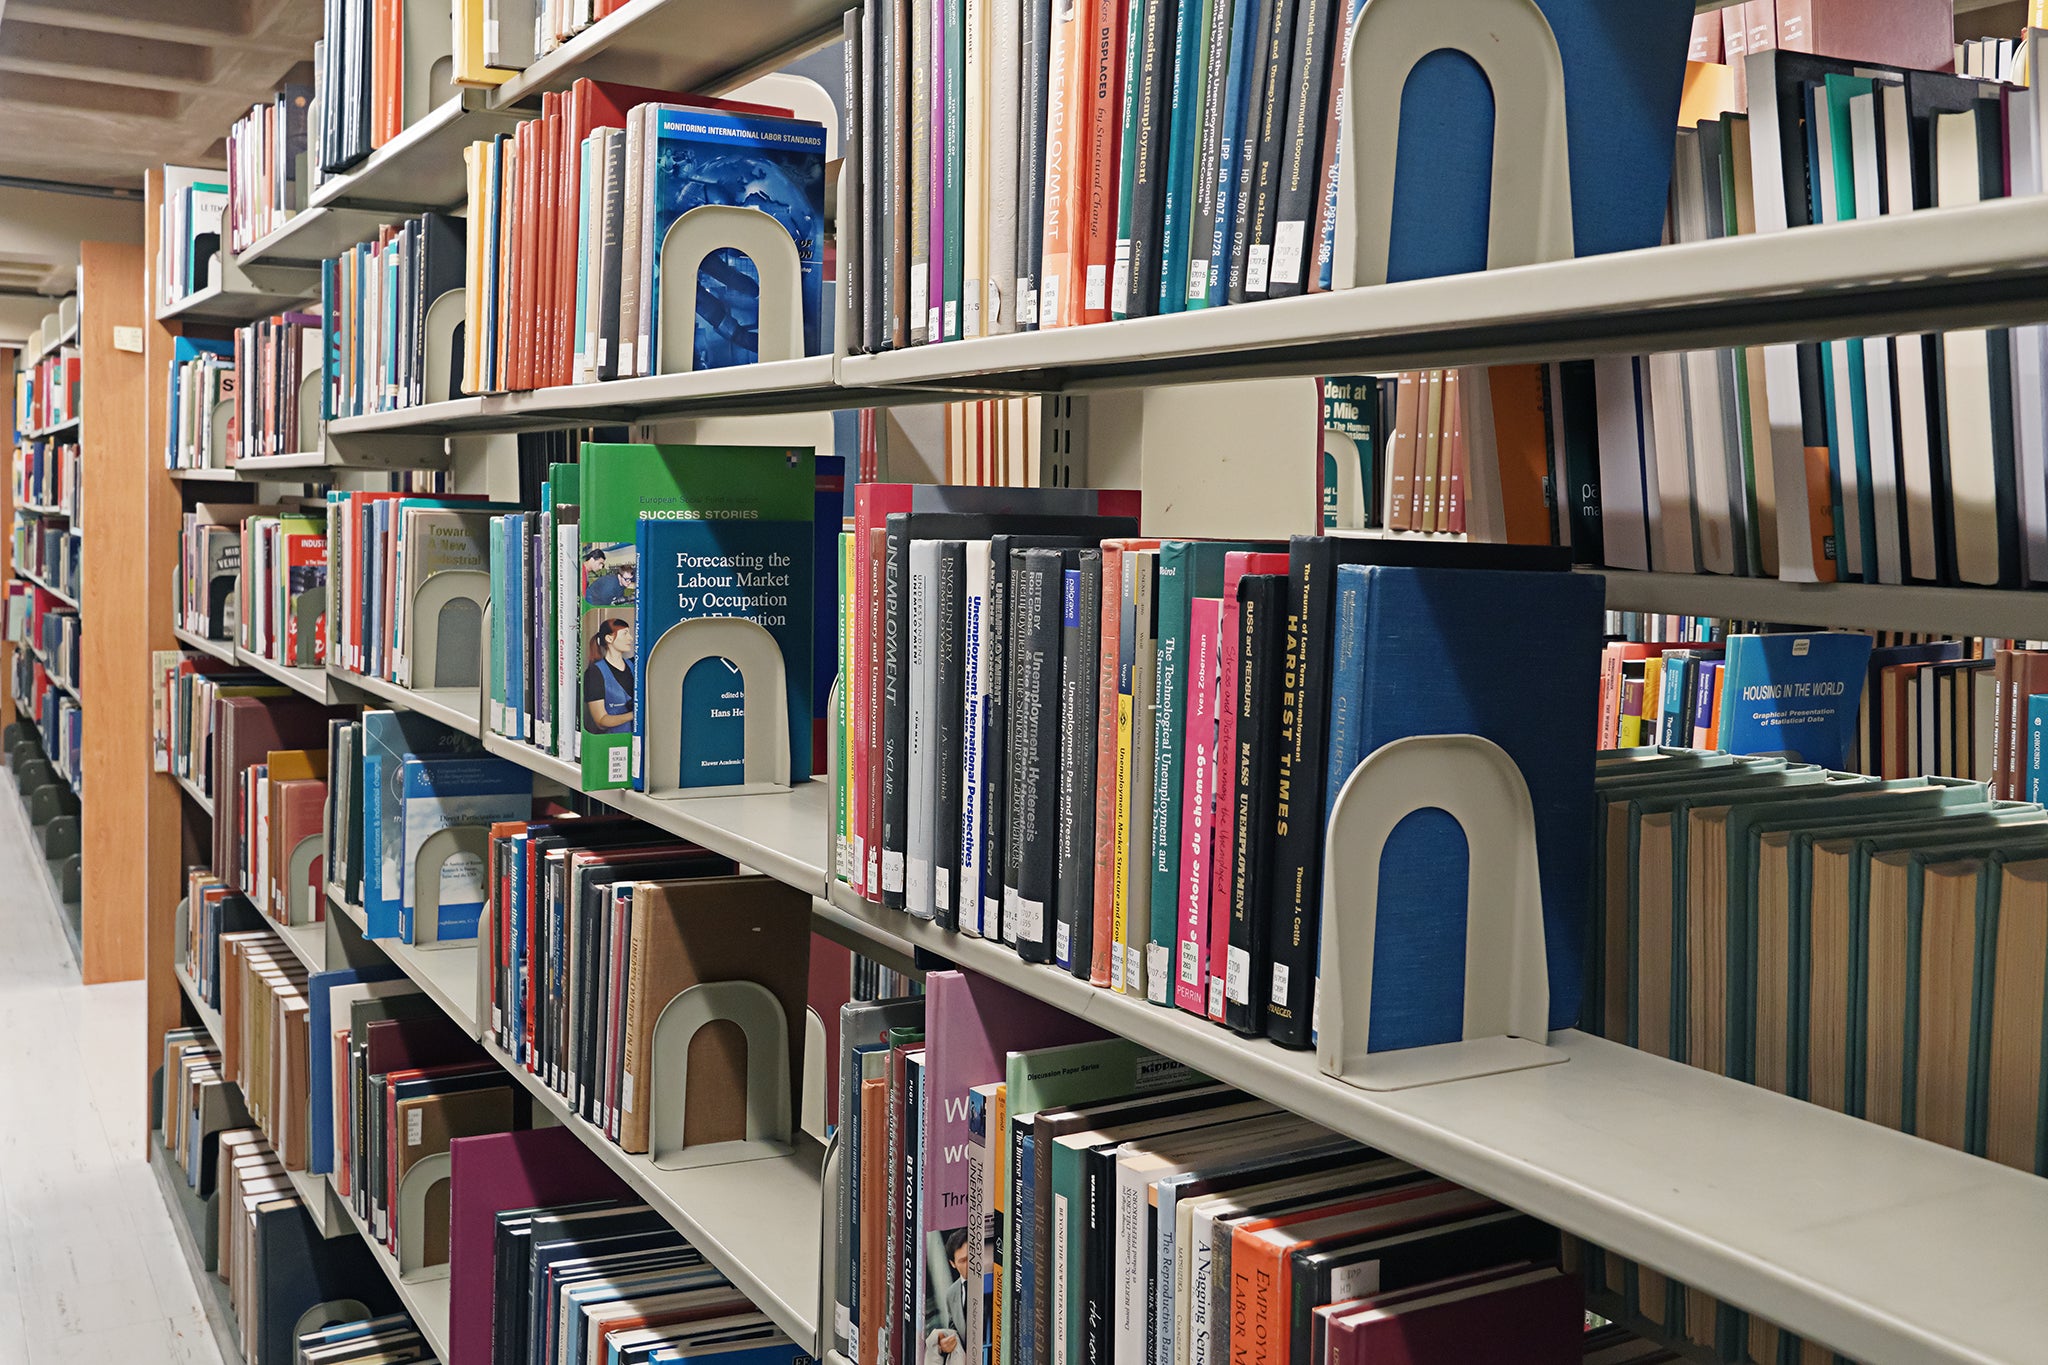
[1226,946,1251,1004]
[1111,947,1126,992]
[882,850,905,894]
[1187,259,1209,299]
[607,746,630,784]
[406,1109,423,1146]
[927,307,941,340]
[1245,245,1271,294]
[1041,276,1062,327]
[1056,919,1072,962]
[1014,896,1046,945]
[1112,242,1132,314]
[935,872,950,913]
[1124,945,1143,995]
[944,301,958,336]
[1269,961,1291,1007]
[1085,264,1107,311]
[1019,285,1038,327]
[1180,939,1200,986]
[1207,976,1224,1018]
[1146,946,1170,1004]
[1271,221,1307,286]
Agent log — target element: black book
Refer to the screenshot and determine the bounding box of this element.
[1122,0,1179,318]
[1262,536,1569,1046]
[933,542,968,929]
[1226,572,1286,1037]
[595,130,628,381]
[1185,0,1238,309]
[1263,0,1337,299]
[1552,360,1604,564]
[1056,550,1103,977]
[1018,0,1054,329]
[1221,0,1278,303]
[1290,1211,1561,1365]
[1232,0,1300,304]
[842,7,864,356]
[1010,548,1072,963]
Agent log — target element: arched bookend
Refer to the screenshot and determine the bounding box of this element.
[411,823,491,950]
[402,0,456,128]
[800,1003,829,1140]
[643,616,791,798]
[656,205,805,375]
[823,676,846,879]
[1334,0,1574,290]
[409,569,488,690]
[395,1150,453,1280]
[422,289,466,405]
[1316,733,1566,1091]
[287,833,323,928]
[295,1302,373,1345]
[1325,428,1368,530]
[646,979,795,1170]
[298,367,323,454]
[294,591,323,667]
[209,394,233,463]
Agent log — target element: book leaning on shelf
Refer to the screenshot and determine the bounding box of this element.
[235,311,324,462]
[225,82,313,253]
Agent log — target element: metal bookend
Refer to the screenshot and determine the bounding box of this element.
[401,0,456,129]
[287,832,323,928]
[209,392,233,464]
[295,1301,374,1345]
[824,676,845,880]
[407,568,488,690]
[819,1129,842,1354]
[422,288,466,405]
[395,1149,453,1280]
[410,823,490,955]
[1325,427,1368,530]
[646,980,794,1170]
[642,616,792,799]
[1316,733,1566,1091]
[298,364,324,454]
[1335,0,1574,290]
[656,205,806,375]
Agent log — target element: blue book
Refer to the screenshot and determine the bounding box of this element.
[1659,653,1693,747]
[630,459,815,793]
[1325,564,1603,1049]
[641,106,827,372]
[360,709,485,939]
[1158,0,1215,314]
[1692,660,1721,745]
[2029,695,2048,804]
[305,966,402,1173]
[397,754,532,943]
[1323,565,1367,825]
[1715,632,1875,771]
[1015,1130,1036,1365]
[1382,0,1692,283]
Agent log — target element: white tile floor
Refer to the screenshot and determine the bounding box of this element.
[0,780,226,1365]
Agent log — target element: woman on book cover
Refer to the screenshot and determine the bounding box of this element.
[924,1227,969,1365]
[583,616,636,734]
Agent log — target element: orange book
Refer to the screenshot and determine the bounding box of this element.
[536,93,562,392]
[1384,372,1420,530]
[858,1076,889,1364]
[516,117,540,390]
[1487,365,1554,545]
[1037,0,1091,328]
[1441,370,1464,534]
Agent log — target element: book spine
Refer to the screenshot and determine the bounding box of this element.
[942,0,965,340]
[1090,545,1125,984]
[1122,0,1176,320]
[1173,596,1220,1013]
[1038,0,1084,328]
[984,545,1014,942]
[934,543,967,927]
[1322,566,1362,828]
[986,0,1023,333]
[1109,0,1147,318]
[891,0,912,347]
[1016,551,1065,961]
[1078,0,1123,324]
[1158,0,1213,314]
[1018,0,1053,328]
[1185,0,1234,309]
[1233,0,1297,302]
[1056,554,1103,973]
[1261,540,1326,1046]
[1148,542,1191,1001]
[1206,583,1242,1021]
[908,542,936,917]
[960,546,991,931]
[1263,0,1336,298]
[1126,551,1160,999]
[882,520,910,906]
[912,0,934,343]
[1111,549,1138,989]
[899,1055,923,1365]
[962,0,983,339]
[844,8,866,355]
[1305,0,1356,292]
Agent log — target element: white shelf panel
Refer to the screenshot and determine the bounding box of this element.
[326,883,484,1039]
[479,733,832,894]
[329,667,482,736]
[18,569,79,609]
[26,418,77,440]
[16,501,67,517]
[237,204,402,269]
[172,625,237,664]
[235,646,348,703]
[167,466,246,483]
[286,1164,353,1241]
[172,768,213,818]
[172,960,225,1051]
[233,451,339,477]
[491,0,852,107]
[1596,570,2048,640]
[479,1036,825,1352]
[273,916,328,976]
[311,93,528,212]
[840,196,2048,393]
[154,276,312,325]
[820,887,2048,1365]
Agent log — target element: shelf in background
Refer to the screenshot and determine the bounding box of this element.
[311,92,528,213]
[26,418,78,439]
[172,960,224,1050]
[154,276,313,325]
[172,625,237,664]
[15,501,67,517]
[331,1173,453,1362]
[285,1165,351,1240]
[480,1035,825,1353]
[149,1141,245,1365]
[172,768,213,817]
[492,0,850,108]
[326,884,483,1038]
[237,203,404,269]
[841,196,2048,395]
[479,733,832,893]
[236,646,351,703]
[329,666,481,735]
[1597,570,2048,640]
[18,569,79,609]
[232,450,339,477]
[34,322,77,361]
[167,466,248,483]
[820,887,2048,1365]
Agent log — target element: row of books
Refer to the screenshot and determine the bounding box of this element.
[456,0,637,76]
[828,972,1657,1365]
[21,345,78,431]
[176,506,245,642]
[157,166,226,309]
[226,83,315,255]
[319,212,464,420]
[11,436,78,514]
[236,310,324,461]
[159,1030,419,1365]
[458,81,825,395]
[237,510,330,667]
[31,603,79,696]
[480,442,832,795]
[12,515,78,598]
[838,497,1596,1052]
[322,488,499,685]
[314,0,418,178]
[324,710,534,944]
[167,336,233,470]
[24,669,80,788]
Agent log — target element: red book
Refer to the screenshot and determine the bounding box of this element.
[1078,0,1127,323]
[1325,1266,1581,1365]
[1206,551,1286,1017]
[852,483,914,899]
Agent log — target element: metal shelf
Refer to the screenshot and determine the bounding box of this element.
[173,959,225,1050]
[15,501,67,517]
[310,92,528,213]
[26,418,78,440]
[173,625,237,664]
[172,767,214,818]
[326,884,483,1039]
[232,450,339,477]
[819,886,2048,1365]
[167,466,247,483]
[1597,569,2048,640]
[331,1172,453,1362]
[273,916,328,976]
[18,568,79,609]
[491,0,851,107]
[236,203,402,270]
[149,1142,245,1365]
[236,646,350,703]
[154,274,313,325]
[327,666,480,735]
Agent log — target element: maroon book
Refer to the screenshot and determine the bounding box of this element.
[1325,1265,1581,1365]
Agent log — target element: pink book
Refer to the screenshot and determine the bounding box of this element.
[1206,551,1289,1021]
[1173,597,1222,1014]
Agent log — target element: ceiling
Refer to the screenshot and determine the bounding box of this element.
[0,0,320,192]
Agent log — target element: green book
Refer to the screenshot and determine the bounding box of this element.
[943,0,966,341]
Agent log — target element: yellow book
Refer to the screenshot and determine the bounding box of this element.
[452,0,517,87]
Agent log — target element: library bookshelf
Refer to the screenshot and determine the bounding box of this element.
[134,4,2048,1365]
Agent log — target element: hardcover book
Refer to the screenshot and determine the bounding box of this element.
[397,754,532,943]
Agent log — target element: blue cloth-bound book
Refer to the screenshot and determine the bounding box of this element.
[1382,0,1695,283]
[306,966,401,1174]
[1329,564,1604,1051]
[1715,632,1875,771]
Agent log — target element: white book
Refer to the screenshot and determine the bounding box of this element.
[1878,81,1941,581]
[906,540,938,919]
[1645,351,1698,573]
[959,542,993,936]
[1848,90,1903,585]
[986,0,1023,333]
[2007,85,2048,583]
[1593,355,1651,571]
[1935,112,2004,585]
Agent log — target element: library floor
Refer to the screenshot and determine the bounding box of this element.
[0,782,225,1365]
